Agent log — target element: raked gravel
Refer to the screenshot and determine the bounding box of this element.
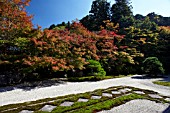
[0,75,170,106]
[98,99,170,113]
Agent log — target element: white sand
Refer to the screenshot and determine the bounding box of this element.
[0,75,170,106]
[98,99,170,113]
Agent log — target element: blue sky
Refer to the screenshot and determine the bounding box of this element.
[26,0,170,28]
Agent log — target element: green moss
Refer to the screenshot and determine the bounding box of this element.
[67,76,105,82]
[67,75,132,82]
[0,86,168,113]
[70,94,144,113]
[153,81,170,87]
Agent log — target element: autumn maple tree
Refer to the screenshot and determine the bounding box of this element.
[0,0,33,40]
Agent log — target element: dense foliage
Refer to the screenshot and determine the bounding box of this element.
[86,60,106,77]
[80,0,110,31]
[142,57,165,76]
[0,0,33,40]
[0,0,170,86]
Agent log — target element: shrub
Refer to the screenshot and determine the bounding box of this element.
[86,60,106,77]
[142,57,165,76]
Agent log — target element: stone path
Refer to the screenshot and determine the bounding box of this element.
[0,75,170,113]
[0,86,168,113]
[1,75,170,106]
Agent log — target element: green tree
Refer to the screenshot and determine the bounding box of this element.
[80,0,111,31]
[156,26,170,74]
[111,0,132,25]
[135,17,158,31]
[134,14,145,20]
[80,15,95,31]
[49,24,56,30]
[119,16,135,28]
[86,60,106,77]
[142,57,165,76]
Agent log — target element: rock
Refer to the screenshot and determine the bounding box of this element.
[19,110,33,113]
[148,94,163,99]
[77,98,89,102]
[91,96,102,99]
[111,91,121,95]
[40,105,56,112]
[60,101,74,106]
[134,91,145,94]
[102,93,112,97]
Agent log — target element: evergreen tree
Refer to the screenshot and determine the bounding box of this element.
[111,0,132,25]
[49,24,56,30]
[134,14,145,20]
[80,0,111,31]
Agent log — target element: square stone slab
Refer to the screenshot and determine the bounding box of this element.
[91,96,102,99]
[111,91,121,95]
[165,98,170,102]
[40,105,56,112]
[134,91,145,94]
[77,98,89,102]
[19,110,34,113]
[102,93,112,98]
[60,101,74,107]
[119,88,132,93]
[148,94,163,99]
[48,100,56,103]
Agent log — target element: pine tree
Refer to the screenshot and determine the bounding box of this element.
[80,0,111,31]
[111,0,132,25]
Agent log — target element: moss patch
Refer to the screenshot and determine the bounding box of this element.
[153,81,170,87]
[67,75,132,82]
[0,86,169,113]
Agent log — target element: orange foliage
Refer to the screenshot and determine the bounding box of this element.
[0,0,33,39]
[20,22,127,73]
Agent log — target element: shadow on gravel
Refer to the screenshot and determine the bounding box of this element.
[0,79,66,93]
[131,75,170,80]
[163,105,170,113]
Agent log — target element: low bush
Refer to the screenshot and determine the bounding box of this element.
[86,60,106,77]
[142,57,165,76]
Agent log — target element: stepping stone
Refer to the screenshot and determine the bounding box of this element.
[134,91,145,94]
[148,94,163,99]
[91,96,102,99]
[119,88,132,93]
[124,88,132,91]
[48,100,56,103]
[40,105,56,112]
[60,101,74,107]
[111,91,121,95]
[165,98,170,102]
[19,110,33,113]
[102,93,112,98]
[77,98,89,102]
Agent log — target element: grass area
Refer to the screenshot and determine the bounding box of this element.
[67,75,132,82]
[0,86,168,113]
[153,81,170,87]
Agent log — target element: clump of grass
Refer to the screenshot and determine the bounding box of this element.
[153,81,170,87]
[67,75,132,82]
[67,76,109,82]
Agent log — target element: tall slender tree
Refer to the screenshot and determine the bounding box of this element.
[111,0,133,25]
[80,0,111,31]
